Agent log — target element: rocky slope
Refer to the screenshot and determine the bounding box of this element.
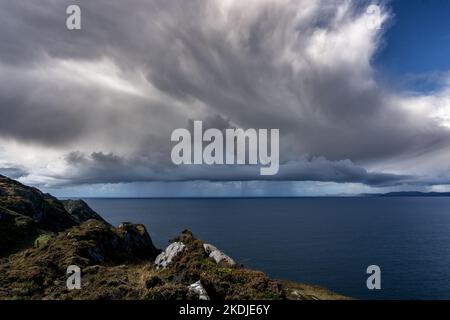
[0,175,109,257]
[0,175,76,231]
[0,175,348,300]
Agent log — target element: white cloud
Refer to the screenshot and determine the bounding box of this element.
[0,0,449,194]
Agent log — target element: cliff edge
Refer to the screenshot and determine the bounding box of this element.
[0,175,348,300]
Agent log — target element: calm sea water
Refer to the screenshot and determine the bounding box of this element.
[83,197,450,300]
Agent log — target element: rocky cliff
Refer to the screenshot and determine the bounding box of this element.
[0,175,348,300]
[0,175,108,257]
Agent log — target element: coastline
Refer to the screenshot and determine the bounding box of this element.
[0,175,348,300]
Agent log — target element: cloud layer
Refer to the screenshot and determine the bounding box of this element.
[1,0,450,193]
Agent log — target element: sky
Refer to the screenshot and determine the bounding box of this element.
[1,0,450,197]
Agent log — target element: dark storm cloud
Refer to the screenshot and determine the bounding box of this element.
[54,151,411,187]
[0,166,28,179]
[0,0,449,187]
[0,71,87,146]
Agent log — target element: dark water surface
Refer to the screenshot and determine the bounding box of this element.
[83,197,450,299]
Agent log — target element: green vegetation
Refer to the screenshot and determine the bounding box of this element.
[0,174,349,300]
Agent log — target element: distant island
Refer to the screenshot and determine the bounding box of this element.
[363,191,450,197]
[0,174,347,300]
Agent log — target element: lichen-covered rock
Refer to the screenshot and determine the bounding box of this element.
[62,200,106,224]
[159,231,286,300]
[203,243,236,266]
[155,242,186,269]
[188,280,209,300]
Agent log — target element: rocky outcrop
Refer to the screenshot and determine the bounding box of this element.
[0,219,160,299]
[0,175,77,233]
[0,175,113,258]
[155,242,186,269]
[116,222,160,259]
[63,220,160,265]
[62,200,107,224]
[203,243,236,266]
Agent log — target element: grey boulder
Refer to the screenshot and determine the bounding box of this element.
[155,242,186,269]
[188,280,210,300]
[203,243,236,266]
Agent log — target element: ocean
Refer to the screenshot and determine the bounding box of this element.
[83,197,450,300]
